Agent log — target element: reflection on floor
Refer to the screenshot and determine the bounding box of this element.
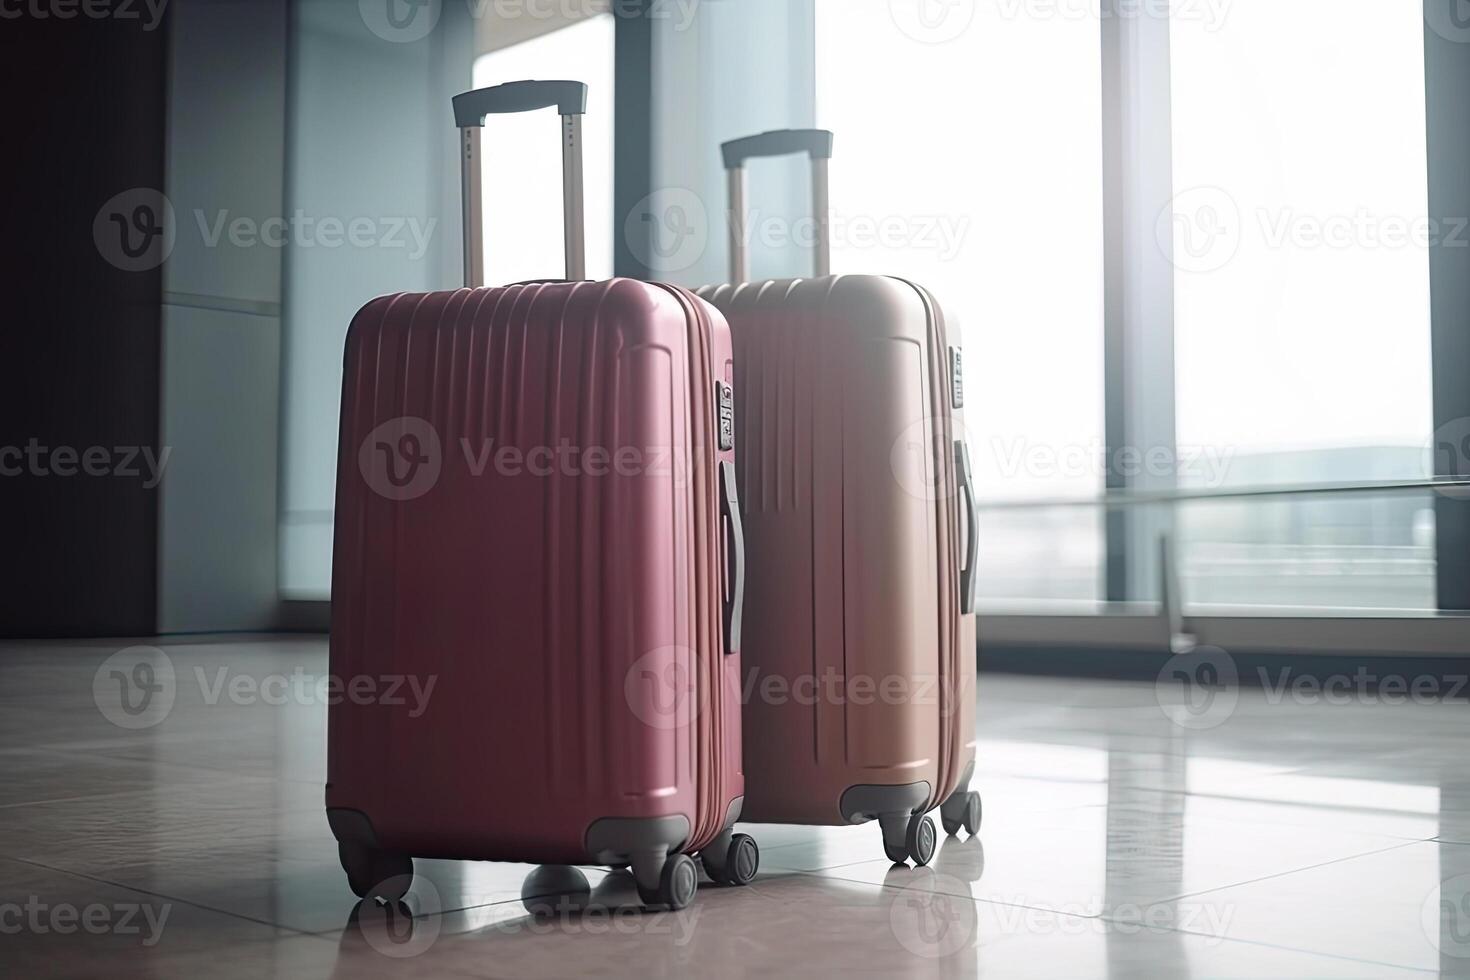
[2,636,1469,977]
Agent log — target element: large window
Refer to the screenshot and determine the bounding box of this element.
[1168,1,1435,611]
[473,17,615,283]
[815,0,1106,603]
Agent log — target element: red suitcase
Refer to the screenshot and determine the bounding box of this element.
[325,81,753,911]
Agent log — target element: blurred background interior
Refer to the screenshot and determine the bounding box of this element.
[11,0,1470,664]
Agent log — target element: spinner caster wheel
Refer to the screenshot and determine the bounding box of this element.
[906,814,937,867]
[702,832,759,886]
[637,852,698,911]
[941,790,982,838]
[339,843,413,901]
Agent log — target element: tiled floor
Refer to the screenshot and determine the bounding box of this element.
[3,637,1470,977]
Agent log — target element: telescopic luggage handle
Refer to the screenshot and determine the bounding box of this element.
[453,80,588,287]
[720,128,834,284]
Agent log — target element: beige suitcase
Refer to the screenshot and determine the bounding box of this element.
[696,130,980,866]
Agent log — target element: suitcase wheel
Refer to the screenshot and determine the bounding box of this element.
[881,813,936,867]
[701,832,759,886]
[906,814,936,867]
[636,852,698,911]
[940,790,983,839]
[339,842,413,901]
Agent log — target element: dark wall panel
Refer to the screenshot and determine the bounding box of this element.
[0,12,169,636]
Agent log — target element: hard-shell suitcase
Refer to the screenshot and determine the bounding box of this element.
[696,129,980,866]
[326,81,754,911]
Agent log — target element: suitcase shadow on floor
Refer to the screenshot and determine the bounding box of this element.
[334,864,710,962]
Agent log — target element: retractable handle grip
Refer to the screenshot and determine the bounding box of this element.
[455,80,588,287]
[721,128,834,284]
[452,79,587,126]
[720,129,833,170]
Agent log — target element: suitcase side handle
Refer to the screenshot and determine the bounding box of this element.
[721,129,835,284]
[454,80,588,287]
[954,440,979,616]
[719,460,746,655]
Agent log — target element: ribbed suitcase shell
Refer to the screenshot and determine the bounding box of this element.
[327,278,743,865]
[697,274,976,826]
